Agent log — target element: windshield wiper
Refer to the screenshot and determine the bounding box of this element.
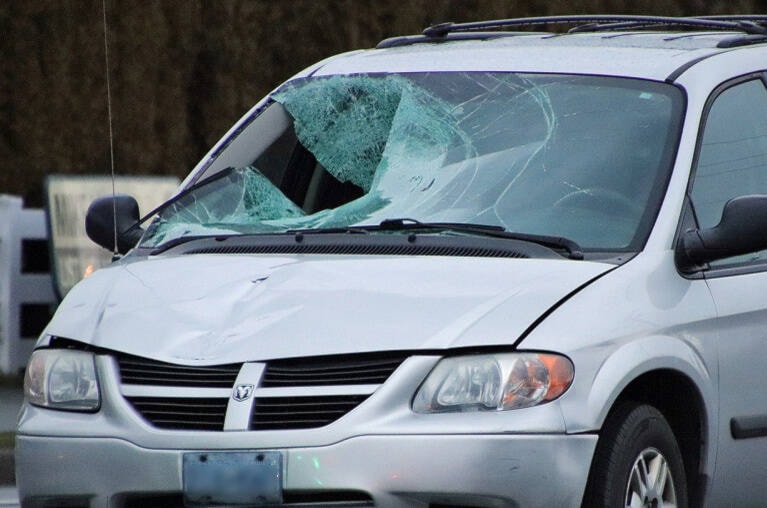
[289,218,584,259]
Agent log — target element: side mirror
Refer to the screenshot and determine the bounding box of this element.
[677,195,767,271]
[85,194,144,254]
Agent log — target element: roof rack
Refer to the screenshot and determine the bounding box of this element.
[375,15,767,50]
[376,31,529,49]
[569,15,767,34]
[420,15,767,37]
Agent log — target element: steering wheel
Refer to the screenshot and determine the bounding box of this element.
[553,187,641,216]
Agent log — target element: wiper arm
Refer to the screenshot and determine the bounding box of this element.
[377,218,506,233]
[289,218,584,260]
[377,218,584,259]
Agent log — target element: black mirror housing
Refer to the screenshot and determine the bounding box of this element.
[677,195,767,271]
[85,194,144,254]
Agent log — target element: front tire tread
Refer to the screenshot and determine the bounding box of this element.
[582,401,688,508]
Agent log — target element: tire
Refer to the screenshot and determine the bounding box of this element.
[582,402,688,508]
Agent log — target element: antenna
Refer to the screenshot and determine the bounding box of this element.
[102,0,118,258]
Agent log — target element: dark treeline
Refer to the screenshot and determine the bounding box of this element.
[0,0,763,206]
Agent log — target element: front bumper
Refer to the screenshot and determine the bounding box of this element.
[16,432,596,507]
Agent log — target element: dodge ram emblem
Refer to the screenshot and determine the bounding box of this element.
[233,384,255,402]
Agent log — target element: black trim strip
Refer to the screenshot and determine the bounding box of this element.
[49,336,576,368]
[157,233,562,260]
[665,52,724,83]
[731,415,767,439]
[512,262,622,348]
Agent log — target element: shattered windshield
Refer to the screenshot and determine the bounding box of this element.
[142,72,682,252]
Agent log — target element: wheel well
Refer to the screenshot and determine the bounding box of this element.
[608,370,706,506]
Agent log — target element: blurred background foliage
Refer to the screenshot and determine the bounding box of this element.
[0,0,764,206]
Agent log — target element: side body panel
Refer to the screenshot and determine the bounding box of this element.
[675,48,767,506]
[702,273,767,505]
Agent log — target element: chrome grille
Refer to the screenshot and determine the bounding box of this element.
[114,351,408,432]
[251,395,369,430]
[126,397,228,431]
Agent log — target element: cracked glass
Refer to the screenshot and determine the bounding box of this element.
[142,73,682,253]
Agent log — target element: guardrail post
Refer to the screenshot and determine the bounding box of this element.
[0,195,57,375]
[0,195,23,375]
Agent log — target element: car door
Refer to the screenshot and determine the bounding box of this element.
[687,75,767,505]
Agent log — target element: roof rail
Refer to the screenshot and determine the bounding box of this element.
[420,15,767,37]
[569,16,767,35]
[376,31,533,49]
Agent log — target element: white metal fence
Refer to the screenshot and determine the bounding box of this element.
[0,195,57,375]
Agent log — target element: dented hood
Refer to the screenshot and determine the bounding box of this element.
[46,254,611,365]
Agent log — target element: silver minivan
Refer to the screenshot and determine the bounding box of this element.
[17,15,767,507]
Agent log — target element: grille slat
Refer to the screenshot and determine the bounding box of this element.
[251,395,368,430]
[262,354,406,387]
[267,364,401,375]
[117,354,240,387]
[122,366,237,377]
[264,375,385,385]
[120,375,233,386]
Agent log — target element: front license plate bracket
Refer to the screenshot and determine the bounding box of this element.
[183,451,283,506]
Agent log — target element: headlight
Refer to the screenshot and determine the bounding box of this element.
[413,352,574,413]
[24,349,100,412]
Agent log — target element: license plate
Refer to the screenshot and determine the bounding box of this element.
[183,451,283,506]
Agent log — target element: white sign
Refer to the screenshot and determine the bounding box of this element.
[46,175,180,298]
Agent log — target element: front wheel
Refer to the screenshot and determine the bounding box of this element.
[582,402,688,508]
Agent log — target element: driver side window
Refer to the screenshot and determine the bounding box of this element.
[691,77,767,266]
